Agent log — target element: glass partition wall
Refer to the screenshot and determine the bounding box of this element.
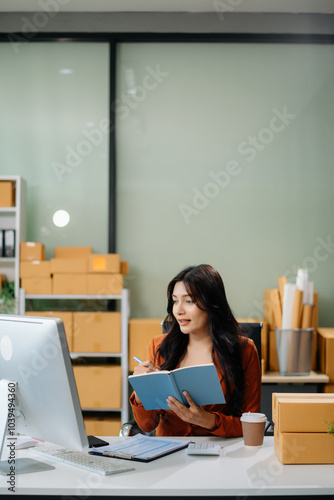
[0,42,110,258]
[1,37,333,323]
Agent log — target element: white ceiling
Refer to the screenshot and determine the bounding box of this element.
[1,0,334,14]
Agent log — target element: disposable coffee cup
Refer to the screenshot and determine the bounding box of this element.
[240,412,267,447]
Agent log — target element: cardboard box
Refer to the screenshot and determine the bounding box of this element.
[0,181,15,207]
[53,274,87,294]
[87,274,123,295]
[20,261,51,279]
[120,261,129,275]
[20,242,45,261]
[129,318,164,371]
[73,312,121,353]
[51,258,88,274]
[25,311,74,351]
[88,254,121,274]
[317,328,334,382]
[73,365,122,409]
[83,416,122,437]
[21,278,52,295]
[55,246,92,259]
[274,427,334,464]
[272,392,334,433]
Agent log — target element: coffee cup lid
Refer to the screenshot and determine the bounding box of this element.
[240,412,267,423]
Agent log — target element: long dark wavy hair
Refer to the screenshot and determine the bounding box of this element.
[157,264,246,416]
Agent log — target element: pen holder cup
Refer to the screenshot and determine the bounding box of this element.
[275,328,314,376]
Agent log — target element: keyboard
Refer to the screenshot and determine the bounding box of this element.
[30,445,135,476]
[186,442,221,455]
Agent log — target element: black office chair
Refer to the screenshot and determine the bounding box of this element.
[238,322,262,361]
[120,321,264,437]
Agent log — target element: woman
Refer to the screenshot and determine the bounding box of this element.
[129,264,261,437]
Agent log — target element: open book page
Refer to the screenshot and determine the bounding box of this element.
[128,370,181,410]
[172,364,225,407]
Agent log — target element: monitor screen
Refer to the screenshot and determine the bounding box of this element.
[0,314,89,455]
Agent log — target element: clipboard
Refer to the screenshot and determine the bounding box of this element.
[89,433,190,462]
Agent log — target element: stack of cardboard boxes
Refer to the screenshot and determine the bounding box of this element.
[20,243,128,295]
[273,393,334,464]
[21,243,129,436]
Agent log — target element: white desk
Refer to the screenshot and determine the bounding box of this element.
[1,436,334,498]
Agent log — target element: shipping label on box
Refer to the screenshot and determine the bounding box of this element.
[87,274,123,295]
[20,242,45,261]
[55,246,92,259]
[128,318,164,371]
[21,278,52,295]
[274,427,334,464]
[52,274,87,295]
[73,365,122,409]
[20,261,51,279]
[73,311,121,353]
[25,311,73,351]
[0,181,15,207]
[51,258,88,274]
[272,392,334,433]
[88,254,121,274]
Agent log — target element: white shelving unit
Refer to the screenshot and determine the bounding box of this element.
[0,176,26,309]
[19,288,130,424]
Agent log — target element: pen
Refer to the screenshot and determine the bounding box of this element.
[133,356,155,371]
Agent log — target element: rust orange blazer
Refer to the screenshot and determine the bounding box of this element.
[129,334,261,437]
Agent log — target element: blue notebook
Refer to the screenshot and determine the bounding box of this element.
[128,363,225,411]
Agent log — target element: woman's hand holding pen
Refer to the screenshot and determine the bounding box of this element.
[133,360,157,375]
[133,356,159,375]
[133,356,159,405]
[166,391,216,431]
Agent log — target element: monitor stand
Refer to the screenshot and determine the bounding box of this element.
[0,379,54,476]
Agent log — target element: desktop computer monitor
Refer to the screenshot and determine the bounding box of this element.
[0,314,89,469]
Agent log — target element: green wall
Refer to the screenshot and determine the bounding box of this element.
[0,42,110,258]
[1,40,333,325]
[116,43,334,324]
